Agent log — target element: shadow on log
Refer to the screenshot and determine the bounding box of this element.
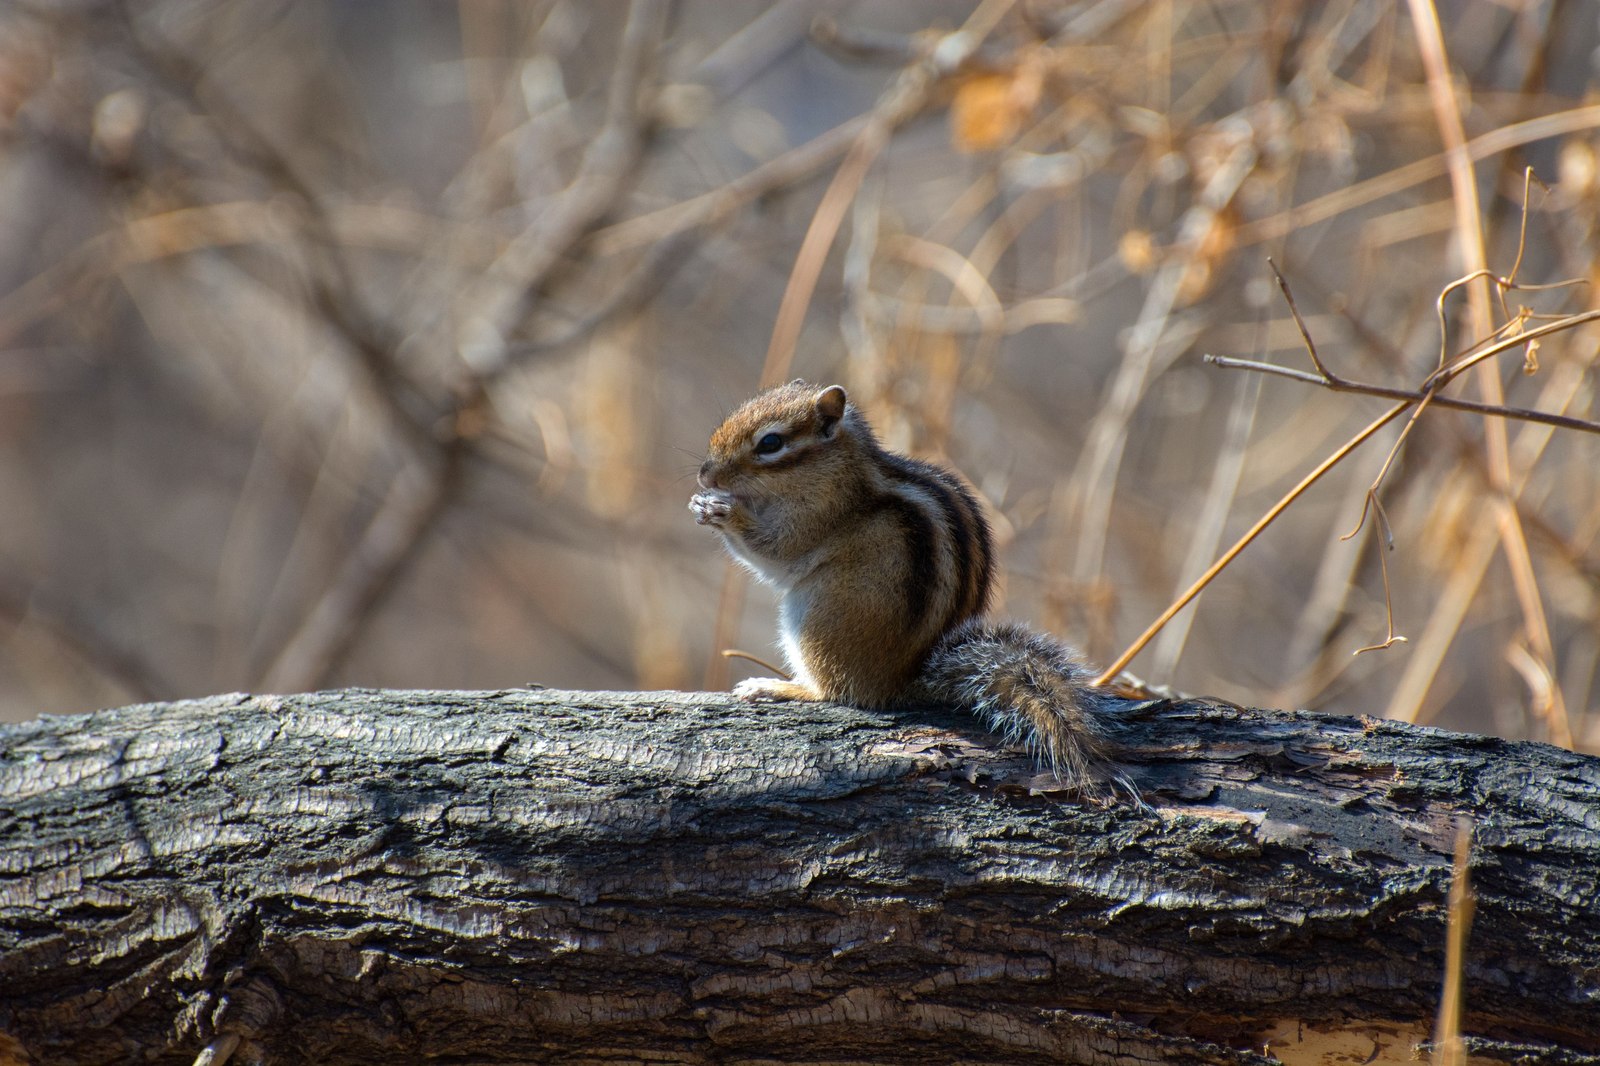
[1,688,1597,1065]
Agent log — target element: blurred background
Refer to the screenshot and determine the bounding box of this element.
[0,0,1596,751]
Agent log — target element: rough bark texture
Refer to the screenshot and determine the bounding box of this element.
[0,688,1596,1066]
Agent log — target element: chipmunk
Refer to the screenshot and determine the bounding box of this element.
[690,379,1129,792]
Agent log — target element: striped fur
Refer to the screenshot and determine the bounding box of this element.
[869,449,993,627]
[693,381,1120,791]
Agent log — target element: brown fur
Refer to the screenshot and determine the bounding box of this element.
[691,381,1118,790]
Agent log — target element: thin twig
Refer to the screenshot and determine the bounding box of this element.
[1202,351,1600,435]
[1431,817,1474,1066]
[1092,403,1409,687]
[1268,258,1343,383]
[1148,357,1263,679]
[882,233,1007,372]
[1070,133,1257,596]
[457,0,666,380]
[1387,342,1592,740]
[1107,214,1598,687]
[1349,493,1408,656]
[721,648,791,679]
[1232,103,1600,250]
[1209,249,1597,675]
[497,231,699,371]
[759,129,886,387]
[757,0,1019,387]
[591,115,872,256]
[1405,0,1569,741]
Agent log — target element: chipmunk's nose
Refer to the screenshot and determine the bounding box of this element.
[698,460,718,489]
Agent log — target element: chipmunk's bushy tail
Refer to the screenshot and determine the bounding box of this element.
[913,619,1124,789]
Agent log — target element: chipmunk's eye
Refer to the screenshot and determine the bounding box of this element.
[754,432,785,456]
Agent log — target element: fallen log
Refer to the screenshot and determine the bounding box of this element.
[1,687,1596,1064]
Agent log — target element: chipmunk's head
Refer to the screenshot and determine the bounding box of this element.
[697,380,860,500]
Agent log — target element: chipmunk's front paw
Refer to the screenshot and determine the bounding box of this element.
[733,677,819,702]
[689,491,733,527]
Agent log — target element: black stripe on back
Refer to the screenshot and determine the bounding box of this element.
[871,493,938,627]
[955,472,994,616]
[935,466,992,617]
[871,450,992,621]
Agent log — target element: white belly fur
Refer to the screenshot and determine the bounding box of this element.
[777,589,816,691]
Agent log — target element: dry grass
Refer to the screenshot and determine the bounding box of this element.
[0,0,1596,757]
[1431,816,1475,1066]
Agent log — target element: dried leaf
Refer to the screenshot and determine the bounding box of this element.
[1118,229,1157,274]
[949,53,1044,153]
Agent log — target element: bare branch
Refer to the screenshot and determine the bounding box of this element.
[1202,354,1600,436]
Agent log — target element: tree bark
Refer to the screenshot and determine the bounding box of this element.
[0,688,1596,1066]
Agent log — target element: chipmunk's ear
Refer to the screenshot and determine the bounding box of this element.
[815,385,847,435]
